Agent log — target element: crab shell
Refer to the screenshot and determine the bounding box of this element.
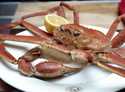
[53,24,111,50]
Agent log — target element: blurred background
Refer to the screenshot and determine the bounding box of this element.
[0,0,120,2]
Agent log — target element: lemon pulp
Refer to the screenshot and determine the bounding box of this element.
[44,14,69,33]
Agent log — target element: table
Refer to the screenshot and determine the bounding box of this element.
[0,1,124,92]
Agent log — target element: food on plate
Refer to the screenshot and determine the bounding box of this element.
[0,2,125,78]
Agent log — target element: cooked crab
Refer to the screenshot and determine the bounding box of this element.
[0,2,125,78]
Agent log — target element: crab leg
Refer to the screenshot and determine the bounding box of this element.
[60,2,79,24]
[0,34,43,44]
[21,6,60,19]
[112,28,125,48]
[0,22,19,31]
[0,20,51,40]
[20,20,51,40]
[96,61,125,77]
[106,14,125,40]
[95,52,125,77]
[112,48,125,58]
[57,2,65,17]
[0,44,17,64]
[97,52,125,67]
[106,14,125,48]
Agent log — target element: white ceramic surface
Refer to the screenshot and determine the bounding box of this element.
[0,25,125,92]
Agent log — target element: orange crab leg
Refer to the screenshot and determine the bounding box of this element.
[0,34,42,44]
[106,14,125,48]
[57,2,65,17]
[21,6,59,19]
[0,22,19,31]
[22,4,65,19]
[20,20,51,40]
[112,28,125,48]
[0,20,51,40]
[0,44,17,64]
[97,52,125,68]
[95,51,125,76]
[96,61,125,77]
[106,14,125,40]
[113,48,125,58]
[60,2,79,24]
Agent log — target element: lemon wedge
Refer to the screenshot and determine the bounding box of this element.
[44,14,69,33]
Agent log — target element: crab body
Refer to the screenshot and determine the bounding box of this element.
[0,2,125,78]
[53,24,111,50]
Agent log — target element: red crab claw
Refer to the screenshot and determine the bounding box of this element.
[18,60,81,78]
[34,61,81,78]
[0,44,17,64]
[18,56,82,78]
[95,52,125,77]
[17,47,82,78]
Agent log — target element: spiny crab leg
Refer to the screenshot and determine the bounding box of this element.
[0,20,51,40]
[21,6,59,19]
[96,61,125,77]
[112,48,125,58]
[57,2,65,17]
[0,34,42,44]
[60,2,79,24]
[97,52,125,67]
[0,21,19,31]
[0,44,17,64]
[106,14,125,48]
[95,52,125,77]
[20,20,51,40]
[106,14,125,39]
[112,28,125,48]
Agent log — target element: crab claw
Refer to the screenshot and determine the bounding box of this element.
[34,61,81,78]
[18,59,81,78]
[96,52,125,77]
[18,47,42,76]
[18,58,34,76]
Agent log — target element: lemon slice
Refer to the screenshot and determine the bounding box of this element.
[44,14,69,33]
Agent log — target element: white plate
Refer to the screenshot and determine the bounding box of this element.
[0,25,125,92]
